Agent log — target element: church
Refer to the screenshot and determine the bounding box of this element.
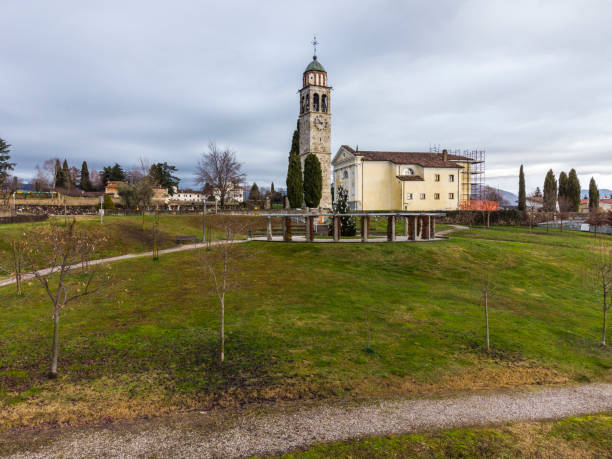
[297,42,475,211]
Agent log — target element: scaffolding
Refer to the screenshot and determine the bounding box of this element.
[430,146,486,204]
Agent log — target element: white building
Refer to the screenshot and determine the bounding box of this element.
[171,188,205,202]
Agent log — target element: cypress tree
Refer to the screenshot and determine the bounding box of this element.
[518,164,526,211]
[303,153,322,208]
[61,159,71,189]
[271,182,275,193]
[0,137,15,189]
[249,182,260,200]
[80,161,92,191]
[567,168,581,212]
[543,169,557,212]
[558,171,568,200]
[589,177,599,211]
[54,159,64,188]
[286,120,303,208]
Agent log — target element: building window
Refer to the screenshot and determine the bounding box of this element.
[406,193,413,200]
[435,174,440,182]
[434,193,440,200]
[420,193,426,200]
[403,167,415,175]
[322,94,328,112]
[449,174,455,182]
[449,193,455,199]
[313,93,319,111]
[343,170,348,179]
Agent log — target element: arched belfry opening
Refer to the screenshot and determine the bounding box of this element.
[321,94,328,113]
[313,93,319,112]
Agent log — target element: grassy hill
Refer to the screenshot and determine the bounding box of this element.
[0,222,610,430]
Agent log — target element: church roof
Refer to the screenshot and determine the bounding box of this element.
[341,145,469,169]
[305,56,326,73]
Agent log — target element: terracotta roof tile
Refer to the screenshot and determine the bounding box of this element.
[342,145,467,168]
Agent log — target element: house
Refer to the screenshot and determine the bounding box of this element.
[211,185,244,203]
[104,181,128,198]
[580,198,612,213]
[171,188,205,202]
[331,146,474,211]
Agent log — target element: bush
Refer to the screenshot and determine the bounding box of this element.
[103,194,115,210]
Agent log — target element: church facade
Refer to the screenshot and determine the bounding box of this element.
[332,146,473,211]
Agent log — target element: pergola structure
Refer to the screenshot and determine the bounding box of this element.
[259,212,446,243]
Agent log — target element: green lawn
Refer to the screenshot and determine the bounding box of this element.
[0,223,611,430]
[274,414,612,458]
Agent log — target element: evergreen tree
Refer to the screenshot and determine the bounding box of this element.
[303,153,322,208]
[558,171,568,200]
[271,182,275,193]
[61,159,72,189]
[80,161,92,191]
[249,182,260,200]
[589,177,599,211]
[518,164,526,211]
[534,186,542,197]
[286,120,303,208]
[0,137,15,189]
[149,162,179,195]
[567,168,581,212]
[333,186,356,236]
[53,159,62,189]
[543,169,557,212]
[102,163,126,185]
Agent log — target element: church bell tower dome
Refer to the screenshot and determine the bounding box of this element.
[303,55,328,87]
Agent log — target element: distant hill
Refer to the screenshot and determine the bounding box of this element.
[581,189,612,199]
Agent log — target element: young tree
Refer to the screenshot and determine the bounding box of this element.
[102,194,115,210]
[249,182,260,200]
[334,186,356,236]
[0,137,15,190]
[199,216,249,362]
[567,169,581,212]
[0,240,25,295]
[286,121,303,208]
[517,164,526,211]
[80,161,92,191]
[583,245,612,346]
[589,177,600,211]
[195,142,245,206]
[24,221,108,377]
[543,169,557,212]
[303,153,323,208]
[149,162,179,195]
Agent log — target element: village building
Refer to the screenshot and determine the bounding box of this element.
[211,185,244,203]
[170,188,205,202]
[104,181,127,198]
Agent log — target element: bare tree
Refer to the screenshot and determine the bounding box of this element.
[0,240,25,295]
[23,220,109,377]
[43,158,60,189]
[195,142,245,206]
[32,165,51,191]
[584,244,612,346]
[199,216,249,362]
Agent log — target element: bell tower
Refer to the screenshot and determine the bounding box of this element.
[298,37,332,209]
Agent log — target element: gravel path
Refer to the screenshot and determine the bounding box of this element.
[0,240,245,288]
[5,383,612,458]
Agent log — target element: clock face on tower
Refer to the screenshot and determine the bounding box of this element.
[314,116,328,130]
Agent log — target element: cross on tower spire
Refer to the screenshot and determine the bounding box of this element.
[312,35,319,59]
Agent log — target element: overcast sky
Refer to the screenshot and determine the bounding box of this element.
[2,0,611,194]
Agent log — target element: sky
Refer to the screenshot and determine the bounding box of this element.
[1,0,611,194]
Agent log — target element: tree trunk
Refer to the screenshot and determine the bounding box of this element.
[49,306,60,378]
[602,291,607,347]
[485,290,490,352]
[220,294,225,362]
[141,209,145,231]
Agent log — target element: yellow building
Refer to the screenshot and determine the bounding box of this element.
[332,146,474,211]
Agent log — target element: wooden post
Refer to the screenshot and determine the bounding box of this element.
[409,216,416,240]
[283,216,292,242]
[422,216,429,240]
[361,216,369,242]
[307,216,315,242]
[387,215,396,241]
[333,216,341,241]
[267,217,273,241]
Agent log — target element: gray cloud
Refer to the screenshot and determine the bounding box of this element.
[1,0,611,194]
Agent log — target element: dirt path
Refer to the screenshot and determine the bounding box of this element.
[5,383,612,458]
[436,224,469,236]
[0,240,245,288]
